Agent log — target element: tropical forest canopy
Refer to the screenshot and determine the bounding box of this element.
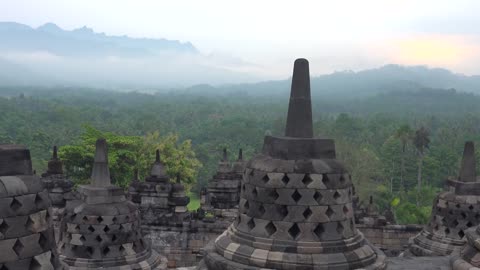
[1,85,480,224]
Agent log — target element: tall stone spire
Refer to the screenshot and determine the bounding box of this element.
[459,141,476,182]
[285,58,313,138]
[90,138,111,187]
[202,59,386,270]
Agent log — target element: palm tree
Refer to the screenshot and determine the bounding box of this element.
[413,126,430,205]
[395,124,413,189]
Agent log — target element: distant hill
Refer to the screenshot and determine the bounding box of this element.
[176,65,480,98]
[0,22,197,56]
[0,22,258,87]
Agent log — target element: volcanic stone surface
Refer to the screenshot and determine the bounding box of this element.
[206,148,244,210]
[128,150,190,226]
[201,59,387,270]
[41,146,77,243]
[0,144,62,269]
[410,141,480,256]
[58,139,166,269]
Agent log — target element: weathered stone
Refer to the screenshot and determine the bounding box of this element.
[59,139,166,269]
[0,144,61,269]
[410,141,480,257]
[201,59,386,270]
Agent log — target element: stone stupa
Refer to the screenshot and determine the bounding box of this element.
[200,58,386,270]
[0,144,62,269]
[410,141,480,256]
[58,139,166,269]
[129,150,190,226]
[41,145,77,242]
[206,148,243,210]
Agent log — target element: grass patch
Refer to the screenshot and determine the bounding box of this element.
[187,191,200,211]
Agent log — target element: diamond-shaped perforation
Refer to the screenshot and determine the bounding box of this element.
[456,204,461,208]
[314,191,322,203]
[445,228,450,235]
[12,239,24,256]
[252,188,258,198]
[333,191,341,201]
[34,194,43,207]
[80,235,86,242]
[467,221,473,227]
[453,220,459,227]
[336,222,344,234]
[97,216,103,223]
[326,207,334,218]
[247,218,256,231]
[262,175,270,184]
[86,247,93,255]
[104,225,110,233]
[303,208,312,220]
[119,245,125,252]
[244,200,250,211]
[461,212,467,219]
[292,190,302,203]
[10,198,22,211]
[343,205,349,214]
[469,205,474,210]
[112,234,117,242]
[314,224,324,239]
[265,222,277,236]
[0,220,9,235]
[322,174,330,186]
[302,174,312,186]
[29,257,41,270]
[26,216,34,230]
[269,189,279,201]
[340,175,346,183]
[83,216,88,222]
[258,205,266,216]
[38,233,47,249]
[95,235,102,243]
[282,174,290,185]
[458,230,465,238]
[88,225,95,232]
[288,223,301,239]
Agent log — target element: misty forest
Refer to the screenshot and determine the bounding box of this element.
[2,78,480,225]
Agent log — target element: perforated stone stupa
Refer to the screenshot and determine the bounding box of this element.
[0,144,62,269]
[58,139,166,269]
[410,141,480,257]
[206,148,244,210]
[200,59,386,270]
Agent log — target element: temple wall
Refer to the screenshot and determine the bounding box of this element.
[357,224,423,256]
[142,215,234,268]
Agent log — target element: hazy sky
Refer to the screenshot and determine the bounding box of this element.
[2,0,480,77]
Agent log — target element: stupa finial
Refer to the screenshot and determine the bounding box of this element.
[285,58,313,138]
[459,141,476,182]
[222,148,228,161]
[52,145,58,160]
[91,138,111,187]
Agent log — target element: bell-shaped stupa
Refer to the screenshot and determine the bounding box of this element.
[410,141,480,256]
[58,139,166,269]
[201,59,386,270]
